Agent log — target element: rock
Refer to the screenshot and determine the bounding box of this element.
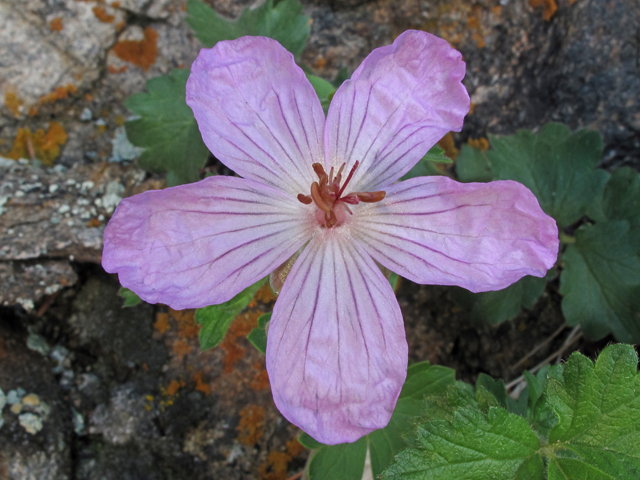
[0,160,146,310]
[0,322,72,479]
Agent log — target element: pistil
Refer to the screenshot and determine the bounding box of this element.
[297,161,386,228]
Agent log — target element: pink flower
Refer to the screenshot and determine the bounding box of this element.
[102,31,558,445]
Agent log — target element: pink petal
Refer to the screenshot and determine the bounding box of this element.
[186,36,325,197]
[324,30,469,192]
[267,230,408,445]
[102,176,316,310]
[351,177,559,293]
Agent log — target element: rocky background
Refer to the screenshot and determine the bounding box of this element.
[0,0,638,478]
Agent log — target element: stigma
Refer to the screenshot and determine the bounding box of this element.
[297,161,385,228]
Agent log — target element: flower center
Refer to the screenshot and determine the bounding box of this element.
[297,161,386,228]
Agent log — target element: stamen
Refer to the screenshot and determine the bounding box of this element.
[356,191,386,203]
[336,161,359,199]
[310,182,332,212]
[297,194,313,205]
[297,160,385,228]
[325,210,337,228]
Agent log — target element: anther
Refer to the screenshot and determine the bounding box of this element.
[310,182,332,212]
[297,194,313,205]
[356,191,386,203]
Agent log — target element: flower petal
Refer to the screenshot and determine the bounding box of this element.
[351,177,559,292]
[267,230,408,445]
[102,176,316,310]
[324,30,470,192]
[186,36,325,197]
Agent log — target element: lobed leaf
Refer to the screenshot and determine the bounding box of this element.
[560,221,640,342]
[382,344,640,480]
[455,123,609,228]
[125,69,209,186]
[186,0,310,58]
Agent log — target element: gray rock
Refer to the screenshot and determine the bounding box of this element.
[0,160,146,309]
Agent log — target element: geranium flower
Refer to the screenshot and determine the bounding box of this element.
[103,31,558,445]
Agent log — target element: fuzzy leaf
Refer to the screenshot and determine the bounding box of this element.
[382,345,640,480]
[186,0,310,58]
[194,278,266,351]
[545,344,640,478]
[305,363,455,480]
[125,69,209,186]
[382,396,544,479]
[560,221,640,342]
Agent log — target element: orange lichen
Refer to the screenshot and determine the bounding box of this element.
[468,137,490,151]
[468,103,475,115]
[5,91,22,117]
[259,440,305,480]
[259,451,290,480]
[115,20,126,32]
[154,312,171,334]
[221,311,261,373]
[472,32,486,48]
[236,404,265,446]
[37,84,78,106]
[250,361,270,391]
[112,26,158,71]
[437,132,459,160]
[112,1,121,7]
[50,17,64,31]
[85,94,94,101]
[93,6,115,23]
[286,439,304,458]
[193,371,211,395]
[86,218,102,227]
[254,282,275,305]
[529,0,557,20]
[172,339,193,359]
[170,309,199,339]
[165,379,185,396]
[5,122,67,166]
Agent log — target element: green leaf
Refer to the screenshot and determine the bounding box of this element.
[186,0,310,58]
[560,221,640,342]
[475,373,507,410]
[306,73,336,113]
[459,123,609,228]
[194,278,266,351]
[461,274,548,325]
[125,69,209,186]
[388,272,400,291]
[118,287,142,307]
[588,167,640,225]
[306,363,456,480]
[455,144,493,182]
[308,437,367,480]
[382,399,544,479]
[247,312,270,354]
[401,146,452,180]
[545,344,640,478]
